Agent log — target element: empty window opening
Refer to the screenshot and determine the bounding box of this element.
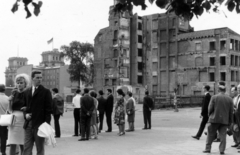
[138,48,143,57]
[235,56,239,66]
[114,30,118,40]
[209,73,215,82]
[230,39,234,50]
[221,72,226,81]
[210,57,215,66]
[220,40,226,50]
[231,71,235,81]
[113,49,118,57]
[231,55,234,66]
[112,79,117,85]
[138,35,143,43]
[138,22,142,30]
[138,62,143,71]
[138,75,143,84]
[210,41,216,50]
[220,56,226,66]
[235,40,239,51]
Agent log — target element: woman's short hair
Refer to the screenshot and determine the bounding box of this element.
[117,89,125,97]
[15,73,31,88]
[90,90,97,98]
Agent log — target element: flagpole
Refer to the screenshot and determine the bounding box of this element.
[52,38,54,51]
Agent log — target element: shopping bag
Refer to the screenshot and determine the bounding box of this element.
[0,114,16,126]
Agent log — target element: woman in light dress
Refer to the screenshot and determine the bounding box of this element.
[8,74,30,155]
[90,90,98,139]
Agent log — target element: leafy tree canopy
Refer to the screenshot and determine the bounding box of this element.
[60,41,94,87]
[11,0,43,18]
[113,0,240,20]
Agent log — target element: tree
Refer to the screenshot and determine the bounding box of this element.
[60,41,94,87]
[113,0,240,20]
[11,0,43,18]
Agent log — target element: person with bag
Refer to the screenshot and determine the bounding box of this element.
[114,89,126,136]
[22,70,52,155]
[51,88,64,138]
[0,84,9,155]
[7,74,31,155]
[78,88,95,141]
[125,91,135,132]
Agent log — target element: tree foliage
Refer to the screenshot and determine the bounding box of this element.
[11,0,43,19]
[60,41,94,87]
[113,0,240,20]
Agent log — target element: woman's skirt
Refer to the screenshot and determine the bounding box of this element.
[91,113,97,126]
[7,111,25,145]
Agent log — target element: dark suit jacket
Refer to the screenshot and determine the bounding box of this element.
[105,94,114,113]
[201,93,211,116]
[208,93,233,125]
[143,95,154,111]
[80,94,95,117]
[23,85,52,129]
[97,96,106,114]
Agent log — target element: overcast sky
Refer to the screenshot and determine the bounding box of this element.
[0,0,240,84]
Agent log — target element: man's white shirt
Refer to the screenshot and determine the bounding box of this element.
[72,94,82,108]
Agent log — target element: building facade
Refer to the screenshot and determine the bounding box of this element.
[94,1,240,97]
[5,57,28,87]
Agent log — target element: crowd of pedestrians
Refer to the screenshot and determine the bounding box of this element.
[0,70,154,155]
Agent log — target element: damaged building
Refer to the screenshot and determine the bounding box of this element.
[94,1,240,99]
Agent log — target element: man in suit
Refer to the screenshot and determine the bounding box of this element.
[142,91,154,130]
[192,85,211,140]
[0,84,9,155]
[97,90,106,133]
[105,89,114,132]
[232,85,240,149]
[51,88,64,138]
[203,82,233,154]
[22,70,52,155]
[78,88,95,141]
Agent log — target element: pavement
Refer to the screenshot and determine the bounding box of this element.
[6,105,240,155]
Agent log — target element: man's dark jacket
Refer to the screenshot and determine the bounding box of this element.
[80,94,95,117]
[143,95,154,111]
[201,93,211,116]
[105,94,114,113]
[23,85,52,129]
[97,96,106,114]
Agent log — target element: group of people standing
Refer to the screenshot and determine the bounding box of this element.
[71,88,154,140]
[192,82,240,154]
[0,70,64,155]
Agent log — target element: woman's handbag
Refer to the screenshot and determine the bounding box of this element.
[0,114,16,126]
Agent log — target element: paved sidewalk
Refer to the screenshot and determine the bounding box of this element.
[7,107,240,155]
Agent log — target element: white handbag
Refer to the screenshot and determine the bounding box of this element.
[0,114,16,126]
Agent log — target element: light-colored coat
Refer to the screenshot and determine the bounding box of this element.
[208,93,233,125]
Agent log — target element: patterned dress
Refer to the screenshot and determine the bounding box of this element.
[114,97,125,125]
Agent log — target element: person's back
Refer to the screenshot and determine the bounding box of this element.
[97,96,106,113]
[208,93,233,125]
[81,94,94,116]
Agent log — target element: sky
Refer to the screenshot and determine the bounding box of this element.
[1,0,240,84]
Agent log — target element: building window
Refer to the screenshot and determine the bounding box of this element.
[105,79,109,86]
[172,18,176,27]
[220,56,226,66]
[235,40,239,51]
[209,41,216,50]
[138,22,142,30]
[138,35,143,43]
[230,39,234,50]
[112,79,117,85]
[105,59,111,68]
[115,21,118,26]
[220,40,226,50]
[231,55,234,66]
[210,57,215,66]
[195,42,202,51]
[209,73,215,81]
[153,85,157,95]
[235,56,239,66]
[114,30,118,40]
[231,71,235,81]
[123,49,129,57]
[221,72,226,81]
[114,60,118,67]
[113,49,118,57]
[138,48,143,57]
[138,62,143,71]
[138,75,143,84]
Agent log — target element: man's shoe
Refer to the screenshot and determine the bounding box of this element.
[78,138,85,141]
[72,135,78,137]
[142,127,148,130]
[105,130,112,132]
[203,150,210,153]
[192,136,200,140]
[220,152,224,154]
[125,129,132,132]
[213,138,220,142]
[232,143,239,147]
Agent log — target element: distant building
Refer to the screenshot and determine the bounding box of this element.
[5,57,28,87]
[94,1,240,98]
